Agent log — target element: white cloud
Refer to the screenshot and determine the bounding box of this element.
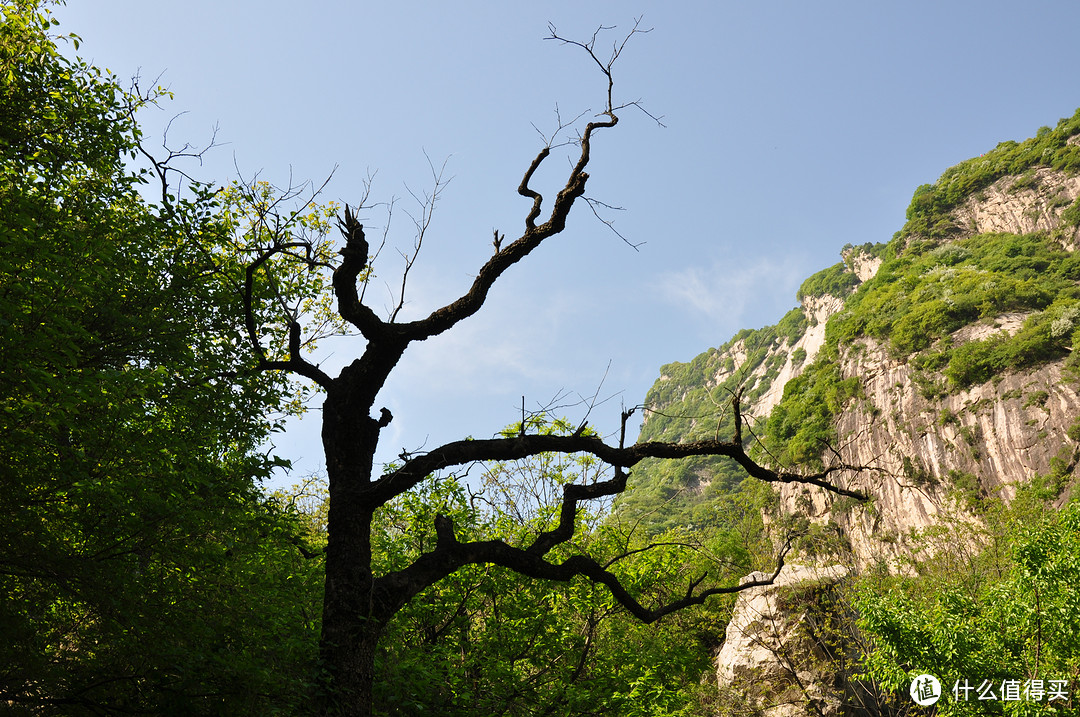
[653,253,809,326]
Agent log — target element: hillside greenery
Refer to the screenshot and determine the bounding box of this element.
[901,108,1080,240]
[856,484,1080,715]
[616,308,805,533]
[797,261,861,302]
[756,120,1080,466]
[754,227,1080,466]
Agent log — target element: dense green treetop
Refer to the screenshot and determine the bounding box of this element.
[1,3,324,712]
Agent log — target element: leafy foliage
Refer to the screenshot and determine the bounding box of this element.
[797,261,861,301]
[838,234,1070,347]
[857,497,1080,715]
[0,4,323,712]
[758,344,864,468]
[826,231,1080,388]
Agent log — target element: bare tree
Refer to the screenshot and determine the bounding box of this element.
[240,21,866,717]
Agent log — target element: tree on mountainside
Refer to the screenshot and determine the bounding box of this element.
[229,20,868,716]
[1,3,323,713]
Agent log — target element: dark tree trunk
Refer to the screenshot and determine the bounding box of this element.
[318,494,378,716]
[317,382,387,717]
[318,603,384,717]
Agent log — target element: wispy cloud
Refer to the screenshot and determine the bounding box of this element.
[653,253,809,324]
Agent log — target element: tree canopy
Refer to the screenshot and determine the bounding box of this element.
[1,3,323,712]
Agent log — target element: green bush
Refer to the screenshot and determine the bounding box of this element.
[857,502,1080,714]
[1062,196,1080,228]
[797,262,860,301]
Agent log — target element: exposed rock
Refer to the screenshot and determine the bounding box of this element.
[843,250,884,283]
[716,564,852,717]
[951,168,1080,246]
[638,127,1080,714]
[949,311,1029,344]
[711,148,1080,710]
[753,295,845,417]
[774,339,1080,571]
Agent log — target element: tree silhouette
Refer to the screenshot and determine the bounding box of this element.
[240,21,866,716]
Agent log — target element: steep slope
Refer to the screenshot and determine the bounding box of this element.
[619,109,1080,715]
[622,109,1080,566]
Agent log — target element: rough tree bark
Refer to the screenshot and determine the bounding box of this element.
[241,23,868,717]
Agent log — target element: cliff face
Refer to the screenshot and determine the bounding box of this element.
[631,131,1080,568]
[753,294,846,419]
[952,167,1080,245]
[783,337,1080,570]
[628,110,1080,715]
[771,169,1080,571]
[714,564,854,717]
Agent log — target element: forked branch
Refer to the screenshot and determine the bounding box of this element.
[332,206,387,338]
[243,244,333,390]
[340,23,648,346]
[385,510,802,624]
[375,400,868,505]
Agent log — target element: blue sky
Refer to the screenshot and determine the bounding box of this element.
[57,1,1080,486]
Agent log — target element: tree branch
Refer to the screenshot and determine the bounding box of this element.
[378,20,657,346]
[380,514,801,625]
[243,245,334,390]
[390,156,450,322]
[391,113,615,344]
[332,206,388,338]
[375,402,868,505]
[518,146,550,230]
[375,434,864,507]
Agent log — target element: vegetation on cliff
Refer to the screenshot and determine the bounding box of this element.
[857,488,1080,716]
[625,109,1080,714]
[901,109,1080,240]
[616,310,803,532]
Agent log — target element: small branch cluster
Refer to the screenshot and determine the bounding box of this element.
[235,174,344,391]
[545,18,665,126]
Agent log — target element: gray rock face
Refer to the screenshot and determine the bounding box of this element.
[787,339,1080,571]
[711,157,1080,713]
[716,564,852,717]
[702,173,1080,570]
[951,169,1080,248]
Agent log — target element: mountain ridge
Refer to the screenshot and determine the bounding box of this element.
[622,108,1080,541]
[620,108,1080,716]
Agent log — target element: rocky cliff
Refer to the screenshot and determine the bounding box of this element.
[623,110,1080,714]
